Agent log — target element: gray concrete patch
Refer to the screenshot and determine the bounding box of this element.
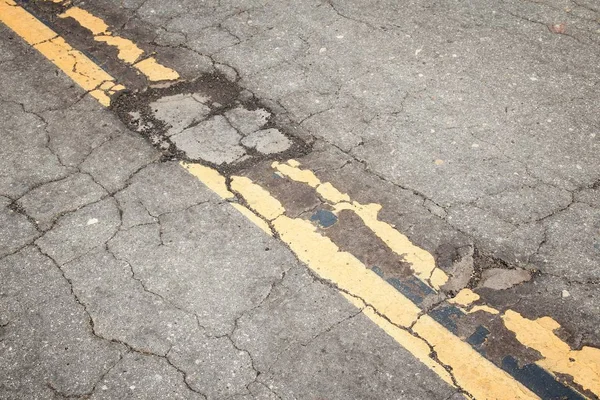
[172,115,247,165]
[150,93,212,137]
[479,268,532,290]
[112,75,311,170]
[224,106,271,135]
[241,128,292,154]
[17,173,107,230]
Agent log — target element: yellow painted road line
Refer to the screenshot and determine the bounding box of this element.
[272,160,449,290]
[503,311,600,396]
[185,162,540,400]
[58,6,179,82]
[0,0,124,106]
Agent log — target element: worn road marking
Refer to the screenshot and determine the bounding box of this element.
[272,161,449,289]
[186,161,539,400]
[504,311,600,395]
[58,6,179,81]
[259,160,597,399]
[3,3,598,398]
[0,0,123,105]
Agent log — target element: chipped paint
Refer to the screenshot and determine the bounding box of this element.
[96,36,144,63]
[449,288,480,306]
[503,310,600,396]
[0,0,123,106]
[430,267,449,289]
[271,215,423,328]
[316,182,350,203]
[467,305,500,315]
[272,160,449,289]
[133,57,180,82]
[59,7,109,34]
[58,6,179,81]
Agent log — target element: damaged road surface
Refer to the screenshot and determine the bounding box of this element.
[1,0,600,399]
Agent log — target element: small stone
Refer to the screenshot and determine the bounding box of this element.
[87,218,99,225]
[561,289,570,298]
[548,23,566,34]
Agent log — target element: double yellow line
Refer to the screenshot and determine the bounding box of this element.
[0,0,178,105]
[2,1,598,398]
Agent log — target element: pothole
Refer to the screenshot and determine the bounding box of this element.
[111,73,312,173]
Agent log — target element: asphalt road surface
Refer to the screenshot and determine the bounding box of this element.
[1,0,599,399]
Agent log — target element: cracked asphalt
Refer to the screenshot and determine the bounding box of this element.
[1,0,599,399]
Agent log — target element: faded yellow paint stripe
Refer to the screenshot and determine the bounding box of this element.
[413,315,538,400]
[230,176,285,221]
[58,6,179,82]
[0,0,122,106]
[133,57,180,82]
[269,160,600,397]
[266,212,536,400]
[272,160,449,289]
[504,311,600,396]
[0,0,56,44]
[185,165,538,400]
[60,6,109,35]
